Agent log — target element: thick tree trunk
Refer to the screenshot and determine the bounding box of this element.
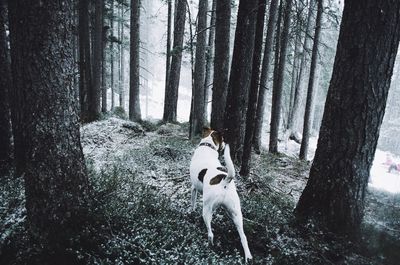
[287,0,315,136]
[240,0,267,176]
[299,0,323,160]
[203,0,216,122]
[269,0,293,153]
[253,0,279,153]
[8,0,90,259]
[190,0,208,138]
[78,0,92,122]
[0,0,12,173]
[224,0,259,162]
[295,0,400,238]
[163,0,186,123]
[129,0,141,121]
[210,0,230,131]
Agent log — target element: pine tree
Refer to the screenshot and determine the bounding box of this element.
[8,0,90,259]
[295,0,400,238]
[210,0,230,130]
[299,0,323,160]
[253,0,279,153]
[269,0,293,153]
[190,0,208,138]
[240,0,267,176]
[224,0,259,162]
[78,0,92,122]
[129,0,141,121]
[163,0,186,123]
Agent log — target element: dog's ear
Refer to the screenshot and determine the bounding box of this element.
[211,130,223,146]
[202,127,212,138]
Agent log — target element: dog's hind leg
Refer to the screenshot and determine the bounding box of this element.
[225,196,252,261]
[202,203,214,245]
[191,185,197,211]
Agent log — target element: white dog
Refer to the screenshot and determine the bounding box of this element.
[189,127,252,261]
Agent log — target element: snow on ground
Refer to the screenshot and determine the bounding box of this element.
[271,133,400,194]
[369,150,400,193]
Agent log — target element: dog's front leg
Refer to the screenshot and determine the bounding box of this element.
[191,185,197,211]
[202,204,214,245]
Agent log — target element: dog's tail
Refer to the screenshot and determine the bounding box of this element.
[224,144,235,182]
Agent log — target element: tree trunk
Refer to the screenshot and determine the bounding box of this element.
[129,0,141,121]
[190,0,208,138]
[8,0,90,259]
[287,0,315,136]
[287,2,303,130]
[269,0,293,153]
[78,0,92,122]
[165,0,172,98]
[295,0,400,238]
[88,0,103,121]
[163,0,186,123]
[203,0,216,122]
[224,0,259,162]
[210,0,230,131]
[0,0,12,173]
[253,0,279,153]
[119,4,125,110]
[240,0,267,176]
[110,0,115,110]
[101,0,107,113]
[299,0,323,160]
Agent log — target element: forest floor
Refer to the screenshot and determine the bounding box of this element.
[1,115,400,264]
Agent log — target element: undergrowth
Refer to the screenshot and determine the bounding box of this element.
[1,118,399,264]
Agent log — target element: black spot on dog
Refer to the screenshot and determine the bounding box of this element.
[209,174,227,185]
[216,166,227,173]
[198,169,207,183]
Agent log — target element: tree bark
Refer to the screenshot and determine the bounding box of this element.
[165,0,172,99]
[129,0,141,121]
[101,0,107,113]
[8,0,90,259]
[78,0,92,122]
[224,0,259,162]
[110,0,115,110]
[163,0,186,123]
[240,0,267,176]
[0,0,12,173]
[269,0,293,153]
[299,0,323,160]
[295,0,400,238]
[287,2,303,130]
[119,4,125,110]
[210,0,230,131]
[253,0,279,153]
[190,0,208,138]
[89,0,103,121]
[203,0,216,122]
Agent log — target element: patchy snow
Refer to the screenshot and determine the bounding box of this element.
[369,150,400,193]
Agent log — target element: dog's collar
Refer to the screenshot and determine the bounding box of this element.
[199,142,218,151]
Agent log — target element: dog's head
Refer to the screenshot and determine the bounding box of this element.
[202,127,225,151]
